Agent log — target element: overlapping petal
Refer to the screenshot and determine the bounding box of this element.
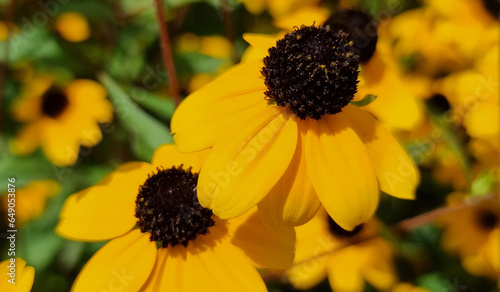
[258,124,321,226]
[171,61,268,152]
[343,105,419,200]
[152,144,209,172]
[197,109,297,219]
[305,114,379,230]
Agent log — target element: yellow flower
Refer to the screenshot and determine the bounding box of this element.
[256,8,427,131]
[172,25,419,229]
[437,193,499,279]
[438,45,499,141]
[11,77,113,166]
[389,0,498,76]
[285,210,397,291]
[2,180,60,226]
[54,12,90,42]
[56,144,295,292]
[0,21,9,41]
[0,258,34,292]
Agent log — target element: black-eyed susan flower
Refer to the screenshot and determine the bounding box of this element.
[437,193,499,280]
[274,8,427,131]
[0,258,34,292]
[2,180,60,226]
[285,209,397,291]
[56,144,295,292]
[11,76,113,166]
[172,24,419,229]
[54,12,91,42]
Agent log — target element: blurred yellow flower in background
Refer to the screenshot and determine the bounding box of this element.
[2,180,60,226]
[438,193,499,280]
[11,77,113,166]
[176,33,234,93]
[238,0,321,18]
[54,12,90,42]
[173,25,419,229]
[56,144,295,292]
[392,283,431,292]
[0,258,34,292]
[286,210,397,291]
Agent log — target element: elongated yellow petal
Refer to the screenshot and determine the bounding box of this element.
[11,122,42,156]
[57,162,154,241]
[0,258,34,292]
[229,209,295,269]
[171,61,267,152]
[343,105,419,200]
[305,116,379,230]
[258,124,321,226]
[72,230,157,292]
[182,237,267,292]
[143,232,267,292]
[198,110,297,219]
[152,144,209,172]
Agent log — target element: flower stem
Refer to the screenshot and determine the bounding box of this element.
[153,0,181,107]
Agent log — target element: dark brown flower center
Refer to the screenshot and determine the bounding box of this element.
[262,25,360,120]
[41,87,69,118]
[135,166,215,248]
[477,210,498,230]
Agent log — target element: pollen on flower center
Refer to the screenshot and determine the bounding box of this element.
[327,216,364,237]
[41,87,69,118]
[135,166,215,248]
[262,25,360,120]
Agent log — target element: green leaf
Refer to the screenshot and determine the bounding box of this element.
[129,89,175,120]
[0,152,56,190]
[350,94,377,107]
[99,73,173,161]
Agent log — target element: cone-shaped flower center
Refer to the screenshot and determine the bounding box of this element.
[135,166,215,248]
[262,25,360,120]
[324,9,378,63]
[327,216,363,238]
[41,87,69,118]
[477,210,498,230]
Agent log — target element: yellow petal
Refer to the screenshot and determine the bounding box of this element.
[57,162,154,241]
[242,33,278,52]
[197,110,298,219]
[182,237,267,292]
[11,122,42,156]
[72,230,157,292]
[274,7,330,31]
[67,79,113,123]
[343,105,419,200]
[463,103,499,139]
[327,247,365,292]
[151,144,209,173]
[42,121,80,166]
[258,124,321,226]
[229,209,296,269]
[55,12,90,42]
[171,61,268,152]
[286,255,329,290]
[0,258,34,292]
[143,234,267,292]
[305,115,379,230]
